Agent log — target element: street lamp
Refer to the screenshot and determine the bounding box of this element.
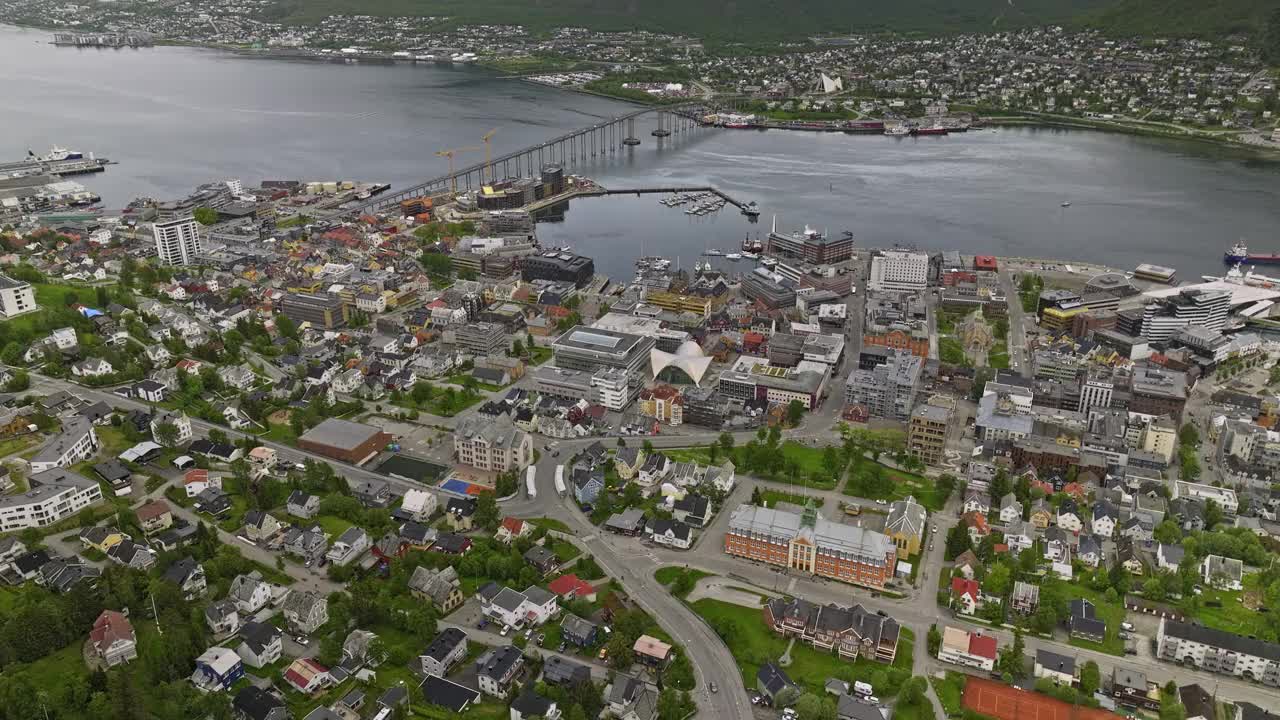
[400,679,412,716]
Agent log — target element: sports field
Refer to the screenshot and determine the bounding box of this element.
[963,676,1119,720]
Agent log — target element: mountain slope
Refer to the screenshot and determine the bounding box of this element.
[1083,0,1273,40]
[264,0,1110,40]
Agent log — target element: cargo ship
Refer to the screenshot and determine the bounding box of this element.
[1224,242,1280,266]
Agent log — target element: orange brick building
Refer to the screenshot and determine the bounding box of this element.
[863,330,929,358]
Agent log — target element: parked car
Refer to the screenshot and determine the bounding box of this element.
[295,636,309,646]
[598,647,608,660]
[1121,622,1135,631]
[500,625,511,637]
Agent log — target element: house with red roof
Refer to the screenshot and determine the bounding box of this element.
[89,610,137,667]
[496,517,531,544]
[548,574,596,602]
[938,625,998,672]
[960,512,991,544]
[184,468,223,498]
[950,577,981,616]
[283,657,332,694]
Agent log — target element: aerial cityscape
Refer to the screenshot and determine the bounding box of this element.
[0,1,1279,720]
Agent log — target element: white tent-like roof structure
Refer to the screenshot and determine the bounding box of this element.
[650,340,713,386]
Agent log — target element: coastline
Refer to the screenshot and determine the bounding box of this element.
[10,21,1279,159]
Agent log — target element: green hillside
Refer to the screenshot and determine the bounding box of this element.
[262,0,1110,40]
[1083,0,1275,41]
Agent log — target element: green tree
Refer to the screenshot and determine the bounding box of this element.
[944,524,972,560]
[927,624,942,655]
[192,207,218,225]
[786,399,805,427]
[1153,519,1181,545]
[985,562,1013,597]
[998,625,1026,678]
[718,432,735,454]
[796,693,837,720]
[153,421,180,447]
[473,492,500,530]
[1080,660,1101,695]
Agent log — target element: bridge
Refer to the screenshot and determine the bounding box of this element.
[349,98,751,214]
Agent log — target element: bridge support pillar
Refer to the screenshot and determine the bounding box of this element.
[624,117,640,147]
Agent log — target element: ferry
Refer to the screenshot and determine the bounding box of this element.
[1224,241,1280,266]
[742,251,759,260]
[30,145,84,162]
[726,253,743,261]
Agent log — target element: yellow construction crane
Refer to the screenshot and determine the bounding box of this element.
[435,146,482,195]
[480,128,497,182]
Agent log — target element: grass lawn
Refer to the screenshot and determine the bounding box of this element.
[665,441,839,490]
[894,697,934,720]
[528,346,553,366]
[939,336,968,366]
[760,489,825,509]
[987,347,1010,369]
[445,374,506,392]
[0,433,41,459]
[1185,581,1269,639]
[690,598,913,698]
[654,566,714,598]
[528,517,571,533]
[548,538,581,563]
[94,425,132,456]
[261,422,298,445]
[1066,582,1127,656]
[311,515,355,539]
[844,456,949,511]
[931,671,966,716]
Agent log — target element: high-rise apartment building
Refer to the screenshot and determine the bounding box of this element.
[152,217,202,266]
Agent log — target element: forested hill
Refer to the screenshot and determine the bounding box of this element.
[1082,0,1277,45]
[265,0,1111,39]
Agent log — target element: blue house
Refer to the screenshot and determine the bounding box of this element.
[190,647,244,691]
[572,466,604,506]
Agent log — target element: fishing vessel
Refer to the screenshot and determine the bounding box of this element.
[31,145,83,162]
[1224,241,1280,266]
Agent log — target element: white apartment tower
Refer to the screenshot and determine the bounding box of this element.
[153,217,202,266]
[0,274,37,318]
[1078,376,1115,415]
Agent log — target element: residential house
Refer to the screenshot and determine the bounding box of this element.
[543,655,591,687]
[1180,684,1217,720]
[672,493,710,527]
[1010,581,1040,614]
[419,674,480,713]
[561,614,599,648]
[79,525,127,554]
[636,453,672,490]
[497,516,531,543]
[1028,499,1053,528]
[191,647,245,692]
[937,626,998,672]
[353,479,393,508]
[236,621,283,669]
[648,518,692,550]
[1117,537,1145,575]
[1202,555,1244,590]
[549,574,596,603]
[184,469,222,498]
[162,557,207,600]
[107,539,156,570]
[614,446,645,480]
[1057,499,1083,532]
[89,610,138,667]
[242,510,282,542]
[763,596,902,663]
[136,500,173,535]
[1077,534,1103,568]
[524,545,560,575]
[474,645,525,697]
[608,675,657,720]
[1158,543,1185,571]
[282,590,328,634]
[228,573,273,614]
[633,635,672,667]
[1112,668,1160,710]
[150,410,193,447]
[999,493,1024,524]
[885,496,927,556]
[1069,599,1106,643]
[951,577,981,615]
[205,600,241,635]
[572,467,604,506]
[510,689,561,720]
[1034,648,1076,685]
[283,657,332,695]
[398,488,437,522]
[408,566,465,613]
[1093,501,1119,537]
[282,525,328,562]
[286,491,320,519]
[962,489,990,516]
[420,627,468,677]
[757,662,800,707]
[232,686,288,720]
[952,550,981,580]
[444,496,476,531]
[1004,520,1035,554]
[326,527,372,567]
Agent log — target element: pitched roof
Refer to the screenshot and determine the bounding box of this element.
[419,674,479,712]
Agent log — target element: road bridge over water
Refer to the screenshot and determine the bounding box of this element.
[350,98,752,214]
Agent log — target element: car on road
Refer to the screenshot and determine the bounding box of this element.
[557,642,567,653]
[295,636,309,646]
[709,682,718,694]
[500,625,511,637]
[536,633,545,646]
[598,647,608,660]
[477,619,488,630]
[875,499,887,505]
[749,692,762,705]
[782,709,798,720]
[1121,622,1135,631]
[524,629,533,640]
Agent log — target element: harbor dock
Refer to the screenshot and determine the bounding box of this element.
[603,185,751,211]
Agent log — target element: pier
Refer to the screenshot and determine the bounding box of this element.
[602,185,752,211]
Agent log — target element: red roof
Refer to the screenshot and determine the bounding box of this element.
[968,633,998,660]
[950,577,980,600]
[90,610,134,648]
[136,500,171,522]
[184,469,208,486]
[500,517,526,535]
[974,255,998,271]
[548,573,595,599]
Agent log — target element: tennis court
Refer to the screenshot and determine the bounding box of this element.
[963,676,1120,720]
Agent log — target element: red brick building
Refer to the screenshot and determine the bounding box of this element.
[724,502,897,589]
